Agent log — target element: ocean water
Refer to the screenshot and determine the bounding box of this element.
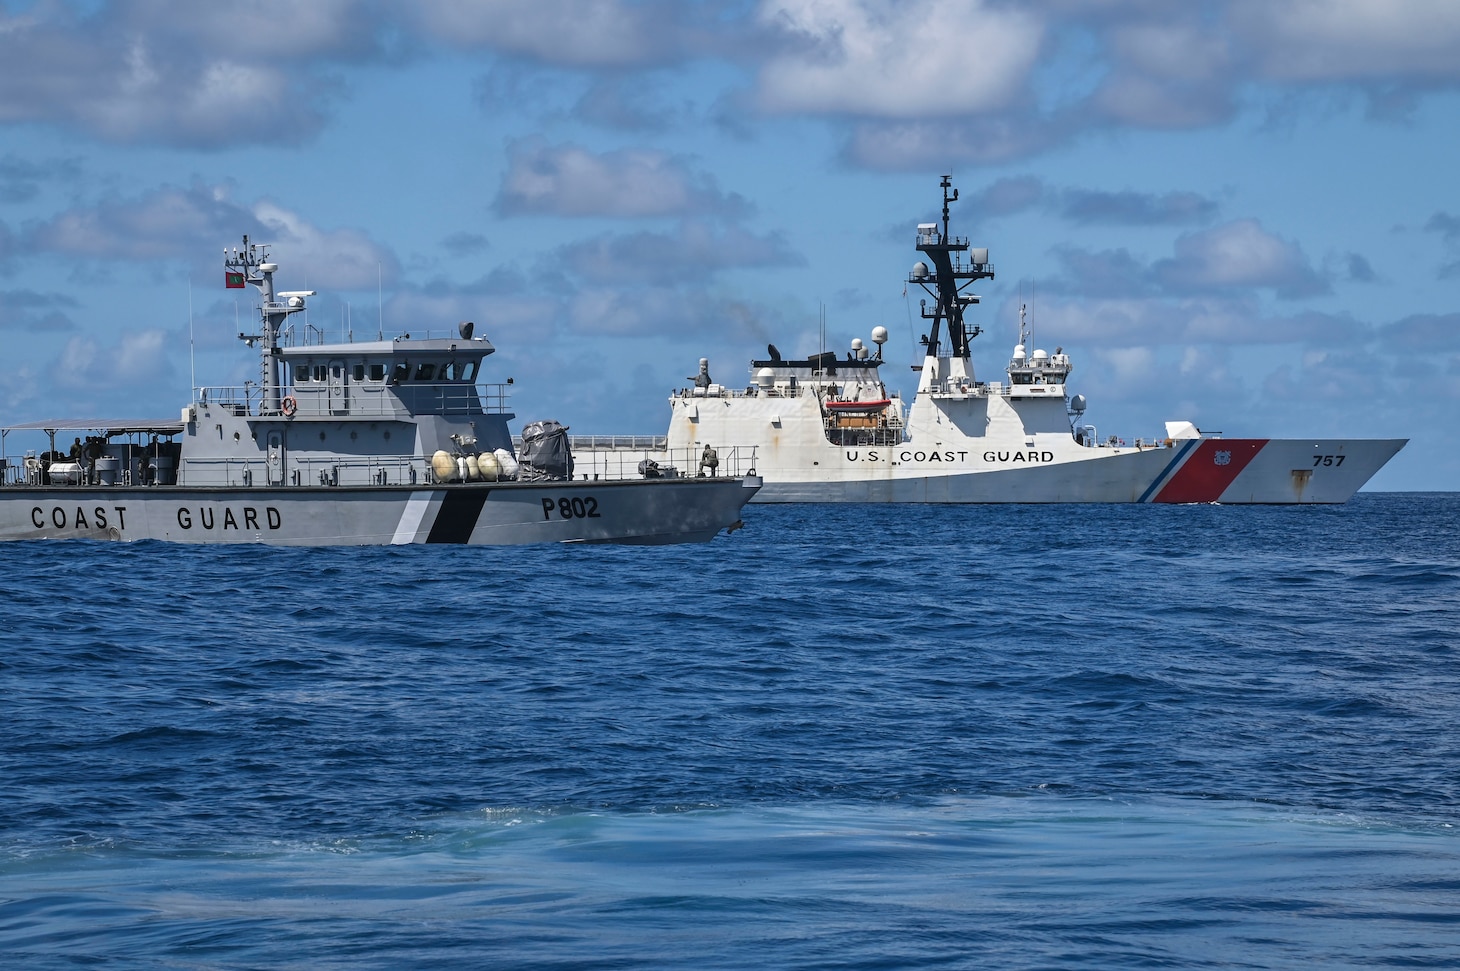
[3,493,1458,969]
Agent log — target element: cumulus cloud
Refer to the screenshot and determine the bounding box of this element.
[1026,293,1368,350]
[1380,311,1460,351]
[25,184,400,290]
[496,139,751,219]
[568,285,773,338]
[556,221,800,285]
[1043,221,1330,302]
[755,0,1043,117]
[1,1,1458,163]
[413,0,716,68]
[250,202,400,291]
[1229,0,1460,84]
[0,154,84,203]
[442,232,491,257]
[1087,19,1237,128]
[0,290,79,332]
[1059,189,1219,226]
[54,328,174,392]
[0,3,367,147]
[29,184,259,261]
[1426,212,1460,243]
[1152,220,1328,299]
[962,177,1219,228]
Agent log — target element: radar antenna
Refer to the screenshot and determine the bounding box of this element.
[907,176,994,359]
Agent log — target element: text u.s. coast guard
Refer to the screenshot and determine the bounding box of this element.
[845,449,1056,464]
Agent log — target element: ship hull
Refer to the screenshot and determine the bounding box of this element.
[575,436,1405,504]
[0,476,761,546]
[746,437,1406,503]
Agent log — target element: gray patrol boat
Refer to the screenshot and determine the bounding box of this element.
[0,237,760,545]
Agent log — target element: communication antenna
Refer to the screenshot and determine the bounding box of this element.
[188,280,196,397]
[377,262,384,340]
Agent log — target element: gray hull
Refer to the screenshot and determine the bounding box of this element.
[0,476,761,546]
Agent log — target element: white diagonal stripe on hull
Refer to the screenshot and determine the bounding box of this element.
[391,492,437,544]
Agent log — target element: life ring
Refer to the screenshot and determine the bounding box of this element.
[280,395,298,417]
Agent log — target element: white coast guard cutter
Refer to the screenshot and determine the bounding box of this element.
[573,177,1404,503]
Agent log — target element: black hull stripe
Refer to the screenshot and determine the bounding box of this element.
[425,489,490,543]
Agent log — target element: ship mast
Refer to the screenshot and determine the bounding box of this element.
[909,176,994,359]
[225,235,312,416]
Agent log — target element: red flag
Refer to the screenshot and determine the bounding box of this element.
[225,271,245,289]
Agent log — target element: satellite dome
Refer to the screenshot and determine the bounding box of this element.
[871,326,888,344]
[912,261,929,280]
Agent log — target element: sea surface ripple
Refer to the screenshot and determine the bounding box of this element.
[3,493,1458,969]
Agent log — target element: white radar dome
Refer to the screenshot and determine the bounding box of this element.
[1032,348,1049,362]
[1071,394,1087,414]
[871,326,888,344]
[756,367,775,388]
[850,338,863,351]
[912,261,929,280]
[1012,344,1027,360]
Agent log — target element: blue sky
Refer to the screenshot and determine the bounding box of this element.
[1,0,1456,489]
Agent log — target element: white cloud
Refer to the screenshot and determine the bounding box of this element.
[252,202,399,291]
[1230,0,1460,82]
[27,185,399,291]
[414,0,687,68]
[1153,220,1328,298]
[55,328,172,392]
[755,0,1044,117]
[497,139,749,218]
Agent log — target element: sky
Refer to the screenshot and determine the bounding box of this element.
[1,0,1457,490]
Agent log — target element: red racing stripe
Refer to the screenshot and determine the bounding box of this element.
[1154,439,1268,503]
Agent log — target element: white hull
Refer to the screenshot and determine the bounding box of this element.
[0,476,761,546]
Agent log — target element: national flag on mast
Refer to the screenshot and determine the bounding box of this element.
[225,271,245,289]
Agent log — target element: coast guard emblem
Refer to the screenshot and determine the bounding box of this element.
[1214,450,1232,466]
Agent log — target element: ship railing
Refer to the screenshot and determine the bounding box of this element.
[553,442,760,481]
[672,385,903,401]
[175,455,428,487]
[192,383,512,417]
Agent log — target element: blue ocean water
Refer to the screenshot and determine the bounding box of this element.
[3,493,1459,969]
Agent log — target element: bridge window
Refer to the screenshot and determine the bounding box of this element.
[393,362,409,383]
[461,361,477,381]
[415,363,436,381]
[353,364,365,382]
[370,363,385,382]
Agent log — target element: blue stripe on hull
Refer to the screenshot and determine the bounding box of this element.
[1137,439,1199,503]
